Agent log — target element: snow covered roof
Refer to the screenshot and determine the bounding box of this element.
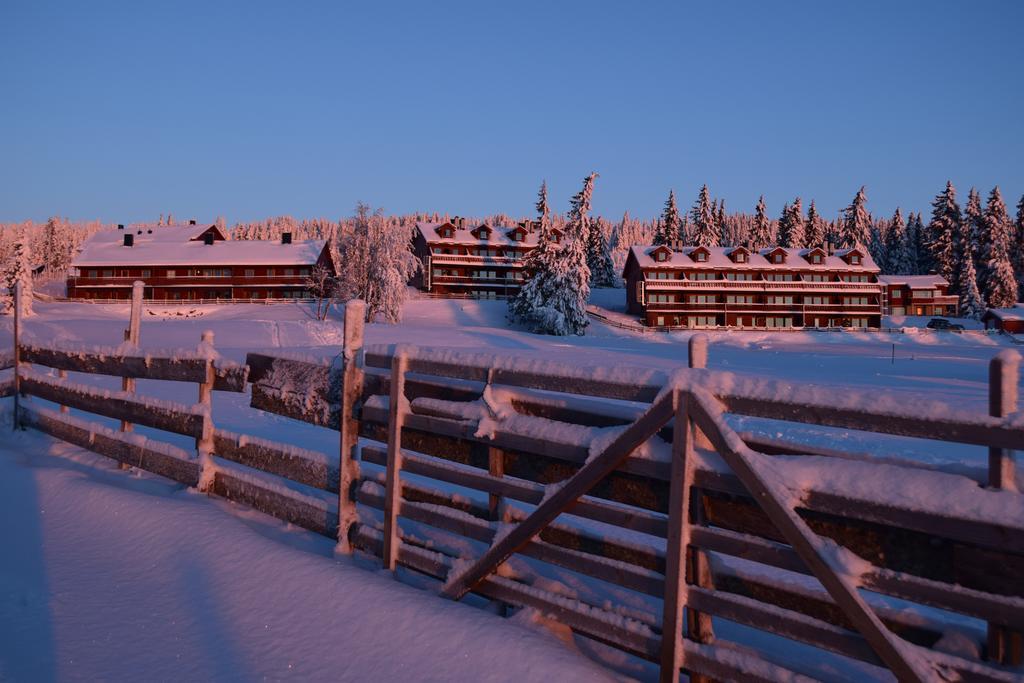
[72,226,326,267]
[877,274,948,288]
[416,221,541,247]
[984,306,1024,322]
[627,245,880,272]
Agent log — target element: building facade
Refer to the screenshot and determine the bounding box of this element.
[982,306,1024,333]
[412,218,561,298]
[67,222,333,301]
[877,274,958,317]
[622,244,884,328]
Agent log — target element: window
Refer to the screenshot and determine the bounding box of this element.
[848,317,869,328]
[850,255,861,264]
[764,273,794,281]
[691,272,718,280]
[88,270,97,278]
[655,251,668,262]
[300,268,310,276]
[772,253,784,263]
[166,269,176,278]
[689,294,716,303]
[843,297,869,305]
[649,294,674,303]
[433,269,442,278]
[432,247,441,254]
[267,268,276,277]
[912,289,934,299]
[689,315,717,327]
[767,295,794,304]
[891,288,902,298]
[840,274,869,282]
[141,269,151,278]
[245,269,255,277]
[725,272,754,281]
[805,274,827,282]
[726,295,754,304]
[805,296,828,305]
[735,253,747,263]
[102,269,113,278]
[284,268,295,276]
[766,317,793,328]
[695,251,707,262]
[811,253,822,264]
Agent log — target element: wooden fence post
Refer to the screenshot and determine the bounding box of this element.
[987,349,1021,665]
[688,334,708,371]
[196,330,216,492]
[659,389,695,683]
[484,369,506,523]
[382,348,409,572]
[12,282,21,430]
[117,281,145,468]
[336,299,365,554]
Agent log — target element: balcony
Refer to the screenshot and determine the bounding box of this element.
[645,301,881,315]
[68,275,309,288]
[429,254,524,266]
[643,279,882,293]
[431,275,522,287]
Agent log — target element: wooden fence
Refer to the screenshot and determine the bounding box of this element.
[5,290,1024,682]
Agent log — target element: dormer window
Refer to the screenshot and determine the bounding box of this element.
[441,227,453,238]
[696,252,707,262]
[850,254,861,265]
[812,253,822,264]
[735,253,746,263]
[728,248,749,264]
[773,253,784,263]
[656,251,668,262]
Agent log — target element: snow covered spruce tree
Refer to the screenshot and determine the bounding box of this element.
[963,187,984,286]
[655,190,682,246]
[1015,195,1024,299]
[909,212,928,274]
[715,199,729,245]
[776,198,804,248]
[334,203,418,323]
[839,186,871,248]
[690,184,718,247]
[748,195,773,249]
[508,181,562,328]
[885,208,915,275]
[958,247,986,320]
[926,181,961,287]
[586,214,617,287]
[980,186,1018,308]
[805,200,825,249]
[510,174,596,335]
[3,229,34,316]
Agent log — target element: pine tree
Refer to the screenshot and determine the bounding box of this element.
[509,182,560,326]
[980,187,1017,308]
[3,229,34,316]
[1015,195,1024,300]
[963,188,984,287]
[716,198,728,245]
[885,208,915,274]
[840,186,871,247]
[655,190,681,246]
[926,181,961,287]
[868,219,888,273]
[538,172,597,335]
[690,185,718,247]
[805,200,825,249]
[910,212,928,275]
[587,215,617,287]
[958,250,985,320]
[776,198,804,248]
[748,195,773,249]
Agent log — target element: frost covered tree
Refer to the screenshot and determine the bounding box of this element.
[805,200,825,249]
[334,203,418,323]
[926,181,961,287]
[958,249,985,320]
[690,185,718,247]
[509,181,561,327]
[3,230,34,316]
[587,214,617,287]
[305,264,336,321]
[980,187,1017,309]
[776,198,804,248]
[1015,195,1024,300]
[963,188,984,285]
[840,186,871,248]
[885,208,915,274]
[715,199,728,245]
[655,190,681,246]
[511,174,596,335]
[909,212,928,275]
[748,195,773,249]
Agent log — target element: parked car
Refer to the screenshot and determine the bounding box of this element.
[926,318,965,331]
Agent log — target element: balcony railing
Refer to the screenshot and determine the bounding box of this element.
[643,279,881,292]
[644,301,881,314]
[429,254,525,266]
[68,275,309,288]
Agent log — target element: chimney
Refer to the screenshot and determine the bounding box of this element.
[189,219,197,225]
[118,224,125,230]
[826,241,834,256]
[203,233,215,246]
[282,232,292,245]
[123,234,134,247]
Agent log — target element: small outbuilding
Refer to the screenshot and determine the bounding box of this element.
[982,305,1024,334]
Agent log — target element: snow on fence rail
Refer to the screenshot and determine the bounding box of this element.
[7,294,1024,681]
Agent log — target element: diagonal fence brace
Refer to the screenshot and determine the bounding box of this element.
[686,387,934,683]
[441,390,676,601]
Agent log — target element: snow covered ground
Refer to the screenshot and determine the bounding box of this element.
[0,428,617,682]
[0,292,1020,681]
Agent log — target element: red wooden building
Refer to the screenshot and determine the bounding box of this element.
[982,306,1024,333]
[877,274,958,317]
[622,244,883,328]
[67,222,333,301]
[412,218,561,298]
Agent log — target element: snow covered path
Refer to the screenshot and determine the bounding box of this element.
[0,429,618,683]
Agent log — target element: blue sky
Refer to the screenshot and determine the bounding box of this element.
[2,0,1022,225]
